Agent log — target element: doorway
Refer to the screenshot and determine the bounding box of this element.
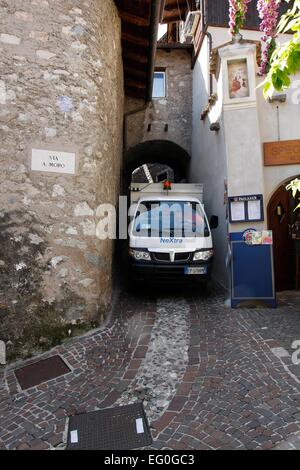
[268,181,299,291]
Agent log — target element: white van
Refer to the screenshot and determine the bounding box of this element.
[128,182,218,284]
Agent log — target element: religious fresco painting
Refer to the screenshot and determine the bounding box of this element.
[227,59,250,99]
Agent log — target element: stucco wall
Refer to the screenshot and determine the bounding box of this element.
[192,27,300,288]
[208,26,300,206]
[0,0,124,359]
[190,36,229,288]
[125,48,193,156]
[257,73,300,202]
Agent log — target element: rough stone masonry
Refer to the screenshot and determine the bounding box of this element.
[125,47,193,155]
[0,0,124,360]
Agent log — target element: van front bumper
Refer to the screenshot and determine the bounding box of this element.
[129,260,212,284]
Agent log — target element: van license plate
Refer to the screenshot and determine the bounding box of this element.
[184,267,207,275]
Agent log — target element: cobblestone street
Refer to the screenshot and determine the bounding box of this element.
[1,286,300,450]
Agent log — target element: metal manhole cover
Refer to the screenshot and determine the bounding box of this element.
[67,403,152,450]
[14,355,71,390]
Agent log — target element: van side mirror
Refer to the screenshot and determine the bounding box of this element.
[210,215,219,229]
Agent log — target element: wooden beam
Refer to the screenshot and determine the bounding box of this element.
[124,58,148,72]
[122,32,149,47]
[164,0,186,10]
[122,41,149,57]
[115,0,151,21]
[162,9,187,23]
[162,15,182,24]
[125,88,147,100]
[122,50,149,64]
[125,78,147,90]
[118,10,150,27]
[164,8,182,16]
[124,66,147,79]
[162,0,188,23]
[125,84,147,94]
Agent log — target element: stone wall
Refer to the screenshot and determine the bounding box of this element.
[125,48,193,156]
[0,0,124,359]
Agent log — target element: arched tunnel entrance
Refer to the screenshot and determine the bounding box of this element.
[123,140,191,191]
[115,140,191,289]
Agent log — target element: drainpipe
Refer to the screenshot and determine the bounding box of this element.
[206,31,213,96]
[201,0,206,30]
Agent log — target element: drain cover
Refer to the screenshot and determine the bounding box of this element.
[15,355,71,390]
[67,403,152,450]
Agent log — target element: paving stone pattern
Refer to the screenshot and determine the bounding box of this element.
[1,287,300,450]
[117,298,189,423]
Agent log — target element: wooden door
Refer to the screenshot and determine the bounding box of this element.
[268,185,294,291]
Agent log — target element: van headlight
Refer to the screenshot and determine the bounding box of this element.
[129,249,151,261]
[193,250,214,261]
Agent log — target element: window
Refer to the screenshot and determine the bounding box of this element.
[152,71,166,98]
[133,201,209,238]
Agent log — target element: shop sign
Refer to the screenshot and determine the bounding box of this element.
[264,140,300,166]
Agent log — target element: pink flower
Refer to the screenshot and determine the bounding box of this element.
[257,0,281,74]
[229,0,253,35]
[228,1,281,74]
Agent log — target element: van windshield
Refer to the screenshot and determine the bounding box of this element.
[133,200,209,238]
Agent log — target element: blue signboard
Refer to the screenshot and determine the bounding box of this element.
[230,231,277,308]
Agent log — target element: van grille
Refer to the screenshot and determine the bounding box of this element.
[153,252,191,262]
[175,252,191,262]
[153,253,170,262]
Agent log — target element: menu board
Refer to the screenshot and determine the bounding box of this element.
[229,195,264,223]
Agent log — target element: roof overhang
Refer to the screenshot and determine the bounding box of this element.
[161,0,189,24]
[115,0,163,101]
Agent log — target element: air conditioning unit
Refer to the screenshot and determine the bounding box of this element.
[180,11,201,43]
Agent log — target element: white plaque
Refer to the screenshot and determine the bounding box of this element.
[31,148,76,175]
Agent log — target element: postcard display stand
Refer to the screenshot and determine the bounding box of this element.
[230,232,277,308]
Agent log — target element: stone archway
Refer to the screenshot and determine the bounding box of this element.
[123,140,191,191]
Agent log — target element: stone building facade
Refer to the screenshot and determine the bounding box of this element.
[0,0,124,359]
[125,46,193,163]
